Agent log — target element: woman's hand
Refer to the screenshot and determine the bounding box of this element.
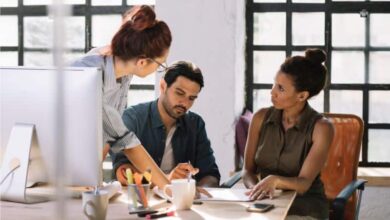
[115,163,138,186]
[245,175,279,200]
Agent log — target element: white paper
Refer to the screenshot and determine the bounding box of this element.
[196,188,253,202]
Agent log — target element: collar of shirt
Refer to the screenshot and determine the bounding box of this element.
[265,102,316,132]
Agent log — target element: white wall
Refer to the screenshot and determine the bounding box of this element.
[156,0,246,182]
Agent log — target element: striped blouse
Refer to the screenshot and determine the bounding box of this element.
[70,49,140,153]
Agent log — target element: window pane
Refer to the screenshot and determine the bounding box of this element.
[92,0,121,5]
[0,0,17,7]
[24,52,84,66]
[127,90,155,107]
[330,90,362,118]
[24,0,85,4]
[0,16,18,46]
[332,14,365,47]
[24,0,51,4]
[64,0,85,3]
[292,12,324,45]
[370,14,390,47]
[369,91,390,123]
[253,51,285,84]
[291,51,305,56]
[292,0,324,3]
[65,17,85,49]
[127,0,155,5]
[253,89,272,111]
[368,129,390,162]
[24,17,52,48]
[331,51,364,83]
[254,13,286,45]
[131,74,155,85]
[92,15,122,47]
[0,52,18,66]
[25,52,52,66]
[24,16,85,49]
[308,91,324,113]
[369,52,390,84]
[254,0,285,2]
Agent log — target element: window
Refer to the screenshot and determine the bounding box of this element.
[246,0,390,167]
[0,0,156,107]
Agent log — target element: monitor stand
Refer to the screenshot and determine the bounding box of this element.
[0,123,49,203]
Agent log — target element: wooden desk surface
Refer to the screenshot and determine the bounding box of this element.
[1,187,296,220]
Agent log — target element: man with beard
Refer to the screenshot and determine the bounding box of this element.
[111,61,220,187]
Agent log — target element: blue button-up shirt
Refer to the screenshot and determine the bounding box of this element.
[111,99,221,182]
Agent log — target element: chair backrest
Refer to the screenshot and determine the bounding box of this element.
[234,110,253,171]
[321,113,364,220]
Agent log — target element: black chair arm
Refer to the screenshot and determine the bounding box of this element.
[219,171,242,188]
[332,179,368,220]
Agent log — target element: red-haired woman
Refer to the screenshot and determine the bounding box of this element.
[71,5,172,189]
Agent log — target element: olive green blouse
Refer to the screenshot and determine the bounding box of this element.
[255,103,328,219]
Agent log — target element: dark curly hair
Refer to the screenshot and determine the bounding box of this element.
[280,48,328,98]
[164,61,204,89]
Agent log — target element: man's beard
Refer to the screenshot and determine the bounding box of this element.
[162,99,187,119]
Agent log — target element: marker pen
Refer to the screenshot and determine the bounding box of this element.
[145,211,175,219]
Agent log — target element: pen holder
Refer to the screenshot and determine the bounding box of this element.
[127,183,151,210]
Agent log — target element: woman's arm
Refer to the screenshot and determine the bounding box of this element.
[248,118,334,199]
[123,145,170,189]
[242,108,268,189]
[277,118,334,193]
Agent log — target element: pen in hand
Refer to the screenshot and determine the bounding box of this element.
[187,160,192,182]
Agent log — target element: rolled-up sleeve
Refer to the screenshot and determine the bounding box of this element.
[110,106,141,174]
[103,104,140,153]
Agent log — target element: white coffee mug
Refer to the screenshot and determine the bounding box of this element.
[163,179,196,210]
[82,190,109,220]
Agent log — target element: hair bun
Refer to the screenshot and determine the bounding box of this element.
[305,48,327,64]
[131,5,156,31]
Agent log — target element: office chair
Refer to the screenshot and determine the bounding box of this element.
[321,113,367,220]
[219,171,242,188]
[220,110,252,188]
[234,109,253,171]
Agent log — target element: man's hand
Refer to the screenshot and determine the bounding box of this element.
[115,163,138,186]
[195,186,212,199]
[168,163,199,180]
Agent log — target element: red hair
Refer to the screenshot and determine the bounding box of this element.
[111,5,172,60]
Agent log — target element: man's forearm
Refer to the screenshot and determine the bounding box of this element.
[197,175,219,187]
[123,145,170,189]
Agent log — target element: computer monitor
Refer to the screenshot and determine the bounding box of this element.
[0,66,103,203]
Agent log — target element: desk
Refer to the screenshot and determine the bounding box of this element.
[1,187,296,220]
